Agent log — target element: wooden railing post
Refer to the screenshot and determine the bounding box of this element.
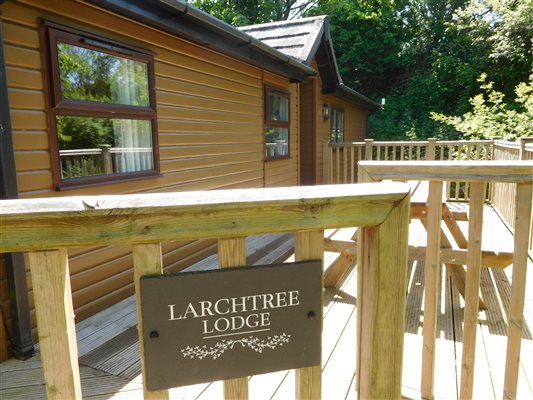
[100,144,113,174]
[427,138,436,160]
[218,237,248,400]
[503,182,533,399]
[295,230,324,399]
[421,181,443,398]
[459,182,486,399]
[358,191,410,399]
[28,249,82,400]
[364,139,373,161]
[133,243,169,400]
[323,141,331,184]
[518,137,533,160]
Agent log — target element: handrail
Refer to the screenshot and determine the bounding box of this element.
[358,160,533,183]
[358,160,533,400]
[0,184,408,252]
[0,183,411,400]
[494,140,520,149]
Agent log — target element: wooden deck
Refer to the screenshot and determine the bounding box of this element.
[1,205,532,399]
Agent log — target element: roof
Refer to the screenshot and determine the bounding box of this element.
[240,16,327,65]
[240,16,380,111]
[86,1,379,110]
[85,0,316,82]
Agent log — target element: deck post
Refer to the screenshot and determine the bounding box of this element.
[133,243,169,400]
[323,141,331,184]
[421,181,443,398]
[459,182,486,399]
[218,237,249,400]
[503,182,533,399]
[358,191,410,399]
[364,139,373,161]
[295,230,324,399]
[518,137,533,160]
[28,249,82,400]
[100,144,113,174]
[427,138,436,160]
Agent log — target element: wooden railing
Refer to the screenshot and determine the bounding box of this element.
[325,137,533,251]
[491,138,533,252]
[325,139,493,201]
[60,146,153,178]
[358,160,533,400]
[0,184,410,400]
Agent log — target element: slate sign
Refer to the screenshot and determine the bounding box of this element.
[140,260,322,391]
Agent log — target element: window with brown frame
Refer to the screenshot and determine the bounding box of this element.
[265,87,290,160]
[43,22,159,189]
[330,108,344,143]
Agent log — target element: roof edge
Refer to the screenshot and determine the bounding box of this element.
[329,84,382,112]
[84,0,316,82]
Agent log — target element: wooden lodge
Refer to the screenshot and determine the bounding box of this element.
[1,1,533,399]
[0,0,379,362]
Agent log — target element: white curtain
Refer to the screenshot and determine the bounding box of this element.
[112,58,153,173]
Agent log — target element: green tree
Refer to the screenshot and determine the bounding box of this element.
[190,0,311,26]
[311,0,531,140]
[431,74,533,140]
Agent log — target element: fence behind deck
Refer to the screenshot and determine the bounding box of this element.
[0,183,410,400]
[358,160,533,400]
[325,137,533,252]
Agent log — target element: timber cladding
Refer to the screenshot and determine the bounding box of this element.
[315,83,368,184]
[1,0,300,334]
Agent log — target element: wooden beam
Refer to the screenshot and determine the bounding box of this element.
[0,184,409,252]
[459,182,486,399]
[295,230,324,400]
[324,239,513,273]
[421,181,443,399]
[324,252,356,289]
[28,249,81,400]
[133,243,169,400]
[503,183,533,399]
[358,191,410,399]
[218,237,248,400]
[442,204,468,248]
[408,246,514,269]
[359,160,533,183]
[324,238,357,255]
[418,218,488,310]
[410,204,468,222]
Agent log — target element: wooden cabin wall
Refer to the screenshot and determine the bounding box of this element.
[1,0,298,334]
[314,77,368,184]
[263,71,300,187]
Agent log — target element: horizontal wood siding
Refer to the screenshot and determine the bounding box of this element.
[1,0,294,334]
[314,75,369,184]
[263,72,300,187]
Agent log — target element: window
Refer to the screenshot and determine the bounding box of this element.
[265,87,290,160]
[330,108,344,143]
[44,22,159,188]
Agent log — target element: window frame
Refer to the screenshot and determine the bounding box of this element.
[330,107,345,143]
[42,21,160,190]
[264,86,291,161]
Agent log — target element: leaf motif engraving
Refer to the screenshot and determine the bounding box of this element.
[180,333,291,360]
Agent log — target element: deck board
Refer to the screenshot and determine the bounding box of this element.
[2,205,532,399]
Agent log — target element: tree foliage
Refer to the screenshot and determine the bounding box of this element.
[190,0,312,26]
[190,0,531,140]
[431,74,533,140]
